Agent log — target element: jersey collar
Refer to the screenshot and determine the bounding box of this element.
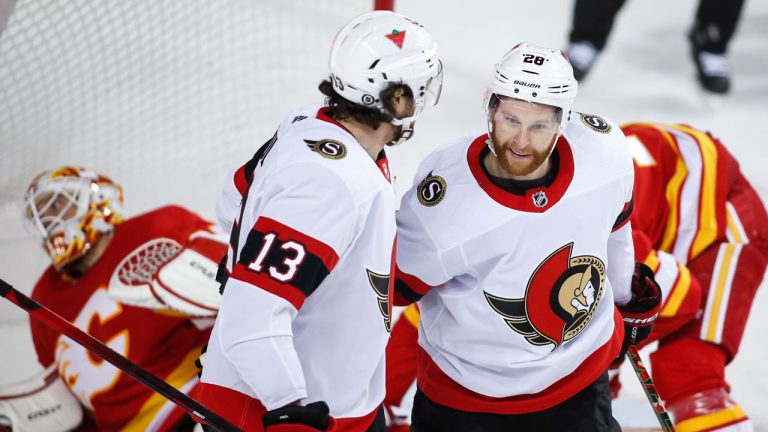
[317,107,391,183]
[466,134,575,212]
[317,107,354,136]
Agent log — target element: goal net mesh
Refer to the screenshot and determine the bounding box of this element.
[0,0,373,217]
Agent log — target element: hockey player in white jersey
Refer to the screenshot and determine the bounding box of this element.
[195,11,442,432]
[393,43,661,432]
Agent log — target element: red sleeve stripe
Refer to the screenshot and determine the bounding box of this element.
[231,265,308,310]
[233,164,249,196]
[231,217,339,310]
[394,263,435,305]
[612,198,634,232]
[253,217,339,270]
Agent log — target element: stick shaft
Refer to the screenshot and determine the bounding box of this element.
[0,278,240,432]
[627,345,676,432]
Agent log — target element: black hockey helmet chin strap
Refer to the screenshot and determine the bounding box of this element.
[387,117,415,146]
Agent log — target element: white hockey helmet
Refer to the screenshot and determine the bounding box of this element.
[329,11,442,124]
[23,166,124,270]
[484,42,578,131]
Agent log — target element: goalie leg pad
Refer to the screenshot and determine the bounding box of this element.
[0,366,83,432]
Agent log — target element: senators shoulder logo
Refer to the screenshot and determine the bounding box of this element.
[416,171,447,207]
[484,243,605,349]
[579,113,612,134]
[305,139,347,160]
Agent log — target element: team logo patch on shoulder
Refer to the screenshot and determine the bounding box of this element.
[304,139,347,160]
[484,243,606,350]
[417,171,447,207]
[579,113,612,134]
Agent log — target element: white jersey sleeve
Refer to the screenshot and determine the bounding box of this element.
[607,127,636,306]
[394,175,453,305]
[216,166,242,236]
[215,161,356,410]
[608,222,634,305]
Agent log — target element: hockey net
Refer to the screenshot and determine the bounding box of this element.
[0,0,378,215]
[0,0,380,322]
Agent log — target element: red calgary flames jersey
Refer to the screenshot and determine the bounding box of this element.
[30,205,223,431]
[623,123,736,263]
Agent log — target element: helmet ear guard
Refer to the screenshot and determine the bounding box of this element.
[328,10,442,139]
[23,166,124,270]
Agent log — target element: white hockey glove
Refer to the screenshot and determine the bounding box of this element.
[108,231,226,317]
[0,365,82,432]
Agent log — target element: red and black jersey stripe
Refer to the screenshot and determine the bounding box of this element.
[231,217,339,310]
[612,197,634,232]
[394,264,435,306]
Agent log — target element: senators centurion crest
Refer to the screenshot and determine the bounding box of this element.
[484,243,606,349]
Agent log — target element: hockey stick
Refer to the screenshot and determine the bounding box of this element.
[627,345,676,432]
[0,278,241,432]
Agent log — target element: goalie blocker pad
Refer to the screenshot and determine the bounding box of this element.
[0,365,82,432]
[108,231,225,317]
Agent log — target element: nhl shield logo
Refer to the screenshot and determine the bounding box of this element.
[532,191,548,208]
[484,243,606,349]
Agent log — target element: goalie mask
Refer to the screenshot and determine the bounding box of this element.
[23,167,124,270]
[329,10,443,145]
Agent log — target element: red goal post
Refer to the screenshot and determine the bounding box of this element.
[375,0,396,11]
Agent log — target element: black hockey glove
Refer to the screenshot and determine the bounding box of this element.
[615,262,662,363]
[263,401,334,432]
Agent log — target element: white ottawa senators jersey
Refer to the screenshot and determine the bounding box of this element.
[198,103,395,431]
[394,113,635,414]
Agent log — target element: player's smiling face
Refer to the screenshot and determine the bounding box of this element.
[488,97,559,180]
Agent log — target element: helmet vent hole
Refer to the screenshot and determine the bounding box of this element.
[369,59,380,69]
[382,72,388,80]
